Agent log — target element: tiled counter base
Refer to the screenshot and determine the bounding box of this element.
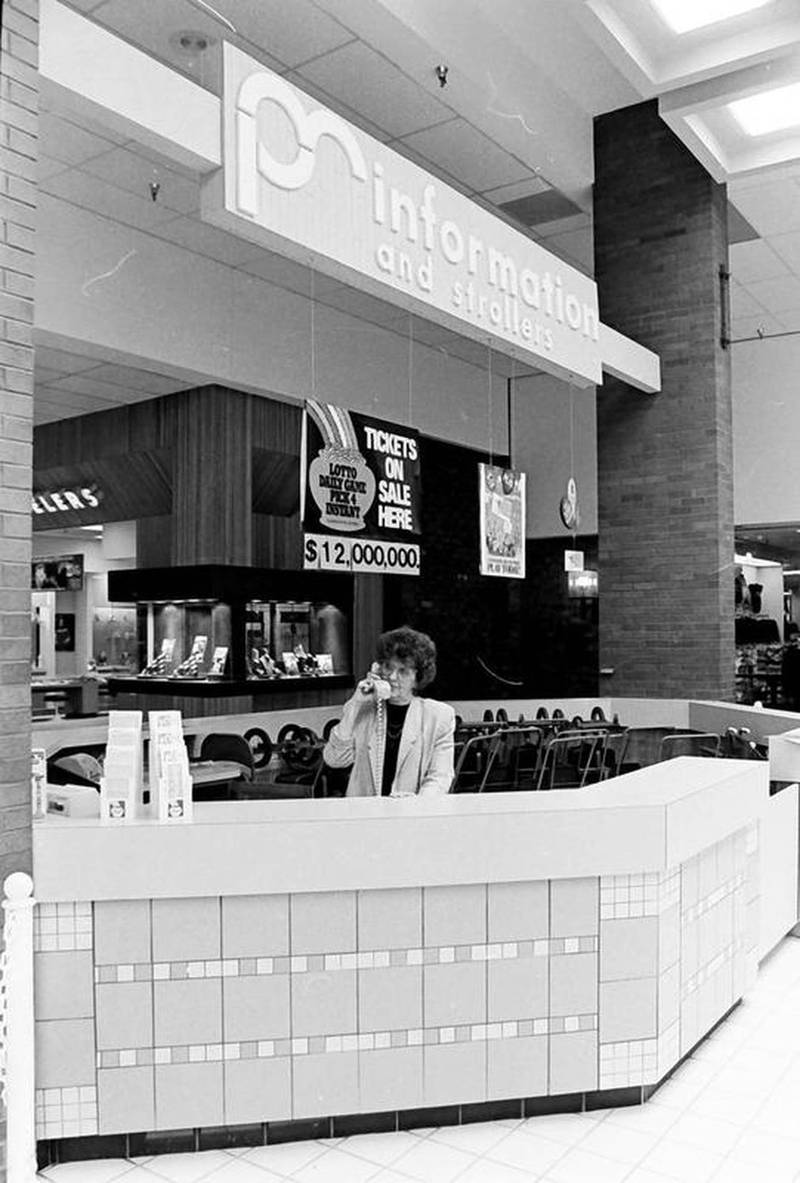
[35,826,759,1164]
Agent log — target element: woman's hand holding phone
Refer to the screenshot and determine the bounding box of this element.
[358,662,392,700]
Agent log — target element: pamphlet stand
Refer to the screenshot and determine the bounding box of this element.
[100,710,143,822]
[148,709,193,822]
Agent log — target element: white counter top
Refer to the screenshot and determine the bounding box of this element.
[32,757,766,902]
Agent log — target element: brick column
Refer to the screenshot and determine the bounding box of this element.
[0,0,38,880]
[594,101,734,699]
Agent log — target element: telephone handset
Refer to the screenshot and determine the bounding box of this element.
[358,662,392,700]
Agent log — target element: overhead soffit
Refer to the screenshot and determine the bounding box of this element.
[35,0,800,424]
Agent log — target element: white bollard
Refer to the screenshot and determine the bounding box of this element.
[1,872,37,1183]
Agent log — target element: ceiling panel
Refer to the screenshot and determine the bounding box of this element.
[38,111,119,166]
[146,215,264,267]
[35,346,103,374]
[480,177,551,203]
[87,364,188,394]
[775,308,800,332]
[296,41,456,140]
[47,373,160,401]
[729,313,784,340]
[78,147,201,215]
[729,180,800,238]
[746,274,800,314]
[764,230,800,276]
[398,118,535,193]
[729,280,769,320]
[40,167,178,233]
[729,239,788,284]
[200,0,355,69]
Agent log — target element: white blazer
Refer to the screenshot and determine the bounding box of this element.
[323,695,455,796]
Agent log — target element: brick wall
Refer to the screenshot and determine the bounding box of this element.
[0,0,38,882]
[594,101,734,699]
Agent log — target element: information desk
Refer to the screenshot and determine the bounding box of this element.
[31,757,782,1156]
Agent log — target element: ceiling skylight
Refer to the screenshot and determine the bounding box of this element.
[729,82,800,136]
[650,0,771,34]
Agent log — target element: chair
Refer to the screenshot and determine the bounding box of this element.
[536,730,608,790]
[600,729,630,779]
[450,732,503,793]
[658,732,721,761]
[506,728,544,788]
[198,733,254,780]
[49,752,103,789]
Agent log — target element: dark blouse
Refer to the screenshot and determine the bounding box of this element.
[380,701,411,795]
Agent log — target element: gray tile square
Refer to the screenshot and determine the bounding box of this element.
[424,1040,485,1107]
[424,962,485,1028]
[292,969,357,1037]
[488,1036,547,1100]
[488,881,549,942]
[600,979,657,1042]
[34,952,94,1021]
[154,979,221,1046]
[360,1047,423,1111]
[152,897,220,962]
[549,1031,597,1094]
[222,895,289,958]
[488,958,548,1022]
[224,1056,291,1124]
[96,982,153,1051]
[424,885,486,946]
[550,953,597,1017]
[155,1062,223,1130]
[600,917,658,981]
[291,892,356,955]
[35,1019,96,1089]
[98,1066,154,1135]
[293,1051,359,1118]
[359,965,422,1032]
[94,900,150,964]
[358,888,422,950]
[223,974,290,1042]
[550,879,599,938]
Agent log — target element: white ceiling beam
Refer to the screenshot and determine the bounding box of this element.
[40,0,221,172]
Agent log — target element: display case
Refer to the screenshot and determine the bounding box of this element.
[105,566,353,713]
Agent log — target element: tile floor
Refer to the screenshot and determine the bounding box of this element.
[38,937,800,1183]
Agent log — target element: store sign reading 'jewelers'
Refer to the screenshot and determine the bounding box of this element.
[301,401,421,576]
[204,44,602,387]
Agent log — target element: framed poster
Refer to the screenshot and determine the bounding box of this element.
[301,400,422,575]
[54,613,76,651]
[479,464,526,579]
[32,554,84,591]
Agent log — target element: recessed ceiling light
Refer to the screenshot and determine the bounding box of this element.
[650,0,771,34]
[729,82,800,136]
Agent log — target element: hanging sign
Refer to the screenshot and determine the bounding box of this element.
[301,400,421,575]
[479,464,526,580]
[564,549,584,572]
[204,44,602,387]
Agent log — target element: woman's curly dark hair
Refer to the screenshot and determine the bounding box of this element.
[376,626,437,691]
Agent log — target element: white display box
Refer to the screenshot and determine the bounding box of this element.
[768,728,800,781]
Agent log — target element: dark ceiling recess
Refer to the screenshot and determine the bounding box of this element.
[498,189,583,228]
[735,525,800,568]
[728,202,759,245]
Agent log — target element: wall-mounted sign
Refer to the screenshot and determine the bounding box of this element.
[568,569,598,598]
[204,45,602,387]
[32,485,101,515]
[301,400,421,576]
[479,464,526,580]
[32,554,84,591]
[564,549,584,572]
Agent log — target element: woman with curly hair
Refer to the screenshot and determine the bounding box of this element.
[323,626,455,796]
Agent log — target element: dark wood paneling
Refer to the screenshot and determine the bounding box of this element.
[252,450,300,515]
[171,388,253,565]
[136,515,172,568]
[353,575,383,677]
[253,514,303,569]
